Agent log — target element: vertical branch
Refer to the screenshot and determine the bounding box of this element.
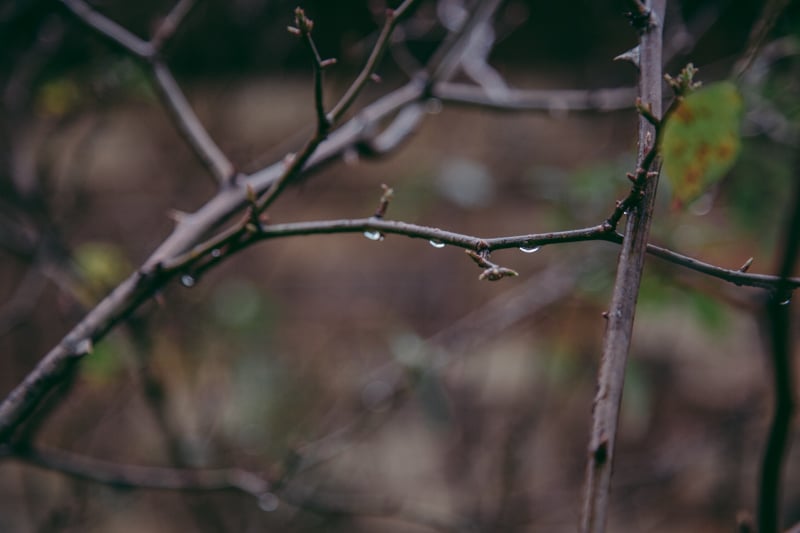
[758,151,800,533]
[580,2,666,532]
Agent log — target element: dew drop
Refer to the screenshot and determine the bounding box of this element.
[258,492,279,512]
[519,246,540,254]
[211,249,221,258]
[425,98,443,114]
[429,240,446,249]
[363,230,384,241]
[180,275,196,288]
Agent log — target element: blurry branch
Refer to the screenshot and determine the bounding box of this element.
[128,323,228,533]
[0,1,487,444]
[0,443,271,497]
[0,263,48,337]
[581,2,665,532]
[758,152,800,533]
[0,444,463,532]
[733,0,792,79]
[328,1,418,123]
[433,83,636,113]
[59,0,235,186]
[426,0,502,81]
[151,0,197,52]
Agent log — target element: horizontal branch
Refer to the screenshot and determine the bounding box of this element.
[1,444,460,532]
[159,217,800,292]
[1,444,269,497]
[433,82,637,113]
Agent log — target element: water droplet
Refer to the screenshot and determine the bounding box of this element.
[429,240,445,249]
[180,275,196,288]
[425,98,443,114]
[258,492,279,512]
[778,295,792,306]
[519,246,540,254]
[211,249,221,258]
[363,230,384,241]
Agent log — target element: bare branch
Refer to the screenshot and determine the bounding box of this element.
[433,82,637,113]
[156,217,800,291]
[151,61,235,183]
[328,0,419,123]
[59,0,155,59]
[758,151,800,533]
[581,1,666,532]
[1,444,270,498]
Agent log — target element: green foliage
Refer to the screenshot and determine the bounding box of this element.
[661,82,744,207]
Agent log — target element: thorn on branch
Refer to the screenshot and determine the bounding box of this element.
[739,257,755,273]
[614,46,640,69]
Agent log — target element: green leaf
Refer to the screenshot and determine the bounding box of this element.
[661,81,743,207]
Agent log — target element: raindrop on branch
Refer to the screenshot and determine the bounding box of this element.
[258,492,279,512]
[363,230,384,241]
[210,248,221,258]
[180,275,196,288]
[519,246,540,254]
[778,294,792,306]
[429,240,446,249]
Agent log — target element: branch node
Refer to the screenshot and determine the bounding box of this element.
[625,1,654,33]
[635,98,660,127]
[739,257,755,273]
[373,184,394,219]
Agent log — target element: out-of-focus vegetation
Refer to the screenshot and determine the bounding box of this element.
[1,1,799,532]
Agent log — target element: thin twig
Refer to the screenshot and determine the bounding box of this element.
[328,0,419,123]
[254,0,420,214]
[151,61,235,183]
[151,0,197,52]
[580,2,665,532]
[156,218,800,291]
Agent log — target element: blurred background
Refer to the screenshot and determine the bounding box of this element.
[1,0,799,531]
